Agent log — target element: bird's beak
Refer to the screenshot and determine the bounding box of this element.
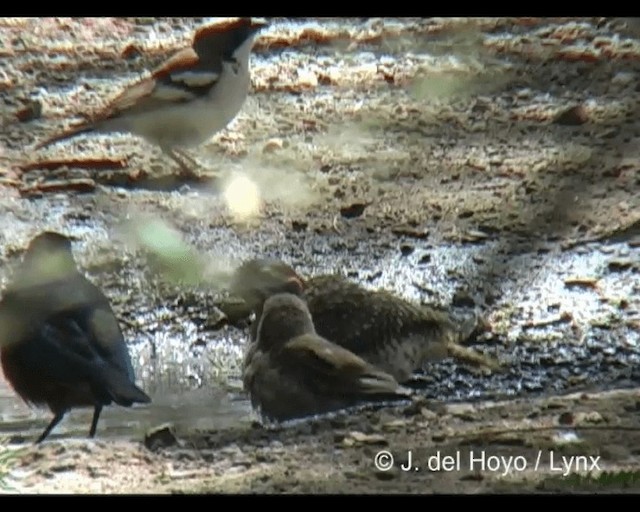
[288,275,306,293]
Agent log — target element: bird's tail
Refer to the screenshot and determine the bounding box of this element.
[446,312,503,373]
[359,373,414,402]
[35,123,95,150]
[446,343,503,373]
[100,366,152,407]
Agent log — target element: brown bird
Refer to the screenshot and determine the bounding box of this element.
[0,232,151,443]
[35,18,267,173]
[243,293,411,423]
[231,258,500,383]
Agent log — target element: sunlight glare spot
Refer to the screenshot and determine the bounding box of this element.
[223,174,261,220]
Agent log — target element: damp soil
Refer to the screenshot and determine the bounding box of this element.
[0,17,639,493]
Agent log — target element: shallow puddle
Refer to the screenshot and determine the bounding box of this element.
[0,373,253,443]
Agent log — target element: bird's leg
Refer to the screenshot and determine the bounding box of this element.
[166,148,208,182]
[88,404,103,438]
[36,411,66,444]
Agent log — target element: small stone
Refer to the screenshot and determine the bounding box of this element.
[574,411,605,425]
[417,253,431,265]
[347,431,388,446]
[340,202,369,219]
[391,225,429,239]
[447,403,476,421]
[554,105,589,126]
[49,462,76,473]
[291,220,308,232]
[144,423,178,451]
[121,43,142,59]
[203,307,228,330]
[342,437,355,447]
[262,138,284,153]
[558,412,574,425]
[399,244,414,256]
[461,229,490,243]
[451,291,476,308]
[217,299,253,324]
[420,408,438,421]
[607,258,635,272]
[382,419,408,431]
[297,70,318,88]
[15,100,42,122]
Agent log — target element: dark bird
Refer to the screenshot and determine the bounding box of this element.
[35,17,267,173]
[0,232,151,443]
[231,258,500,383]
[243,293,411,423]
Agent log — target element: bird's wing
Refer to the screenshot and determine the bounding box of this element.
[152,47,221,92]
[241,344,267,405]
[285,334,370,371]
[0,279,94,345]
[61,277,136,380]
[98,47,220,120]
[12,307,148,405]
[34,48,199,150]
[307,276,456,353]
[98,74,159,116]
[10,311,102,383]
[35,45,221,149]
[283,334,401,395]
[85,306,135,380]
[3,275,134,381]
[0,284,94,381]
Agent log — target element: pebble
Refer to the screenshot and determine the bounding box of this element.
[144,424,178,451]
[554,105,589,125]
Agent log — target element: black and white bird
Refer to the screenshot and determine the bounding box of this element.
[36,17,267,172]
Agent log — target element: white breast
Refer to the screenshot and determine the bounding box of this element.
[108,36,256,150]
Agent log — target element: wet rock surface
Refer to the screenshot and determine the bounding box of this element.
[0,17,639,493]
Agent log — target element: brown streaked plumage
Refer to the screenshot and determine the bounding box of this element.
[0,232,151,443]
[243,293,411,423]
[231,258,500,383]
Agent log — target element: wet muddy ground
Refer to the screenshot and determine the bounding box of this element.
[0,17,639,493]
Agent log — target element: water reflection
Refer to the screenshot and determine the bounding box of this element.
[0,374,253,443]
